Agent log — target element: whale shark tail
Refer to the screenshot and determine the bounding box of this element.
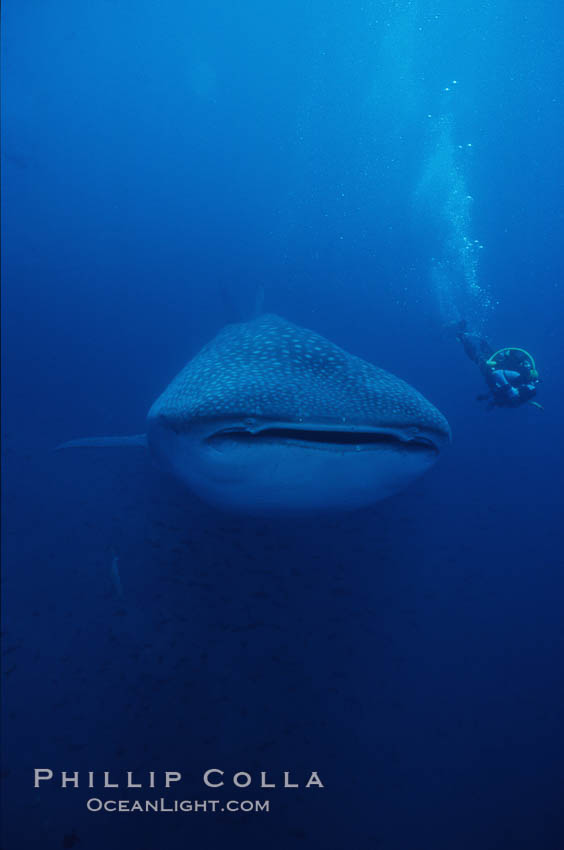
[56,434,147,450]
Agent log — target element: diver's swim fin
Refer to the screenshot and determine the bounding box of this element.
[56,434,147,450]
[528,401,544,411]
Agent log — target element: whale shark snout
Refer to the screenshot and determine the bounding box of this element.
[59,314,450,514]
[144,314,450,513]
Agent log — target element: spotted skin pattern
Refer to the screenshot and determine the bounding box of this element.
[149,314,451,444]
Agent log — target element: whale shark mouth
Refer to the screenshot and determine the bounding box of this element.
[204,425,440,455]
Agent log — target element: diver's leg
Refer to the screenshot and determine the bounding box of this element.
[458,333,483,365]
[458,330,494,368]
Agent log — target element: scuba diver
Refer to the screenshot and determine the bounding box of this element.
[454,320,542,409]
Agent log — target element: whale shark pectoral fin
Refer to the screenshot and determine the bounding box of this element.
[56,434,147,450]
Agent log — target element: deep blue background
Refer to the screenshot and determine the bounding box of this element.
[2,2,564,848]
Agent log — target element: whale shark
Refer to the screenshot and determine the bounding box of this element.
[58,314,450,513]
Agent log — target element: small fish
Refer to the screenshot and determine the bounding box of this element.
[110,555,123,599]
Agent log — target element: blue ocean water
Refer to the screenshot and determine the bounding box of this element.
[2,1,564,848]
